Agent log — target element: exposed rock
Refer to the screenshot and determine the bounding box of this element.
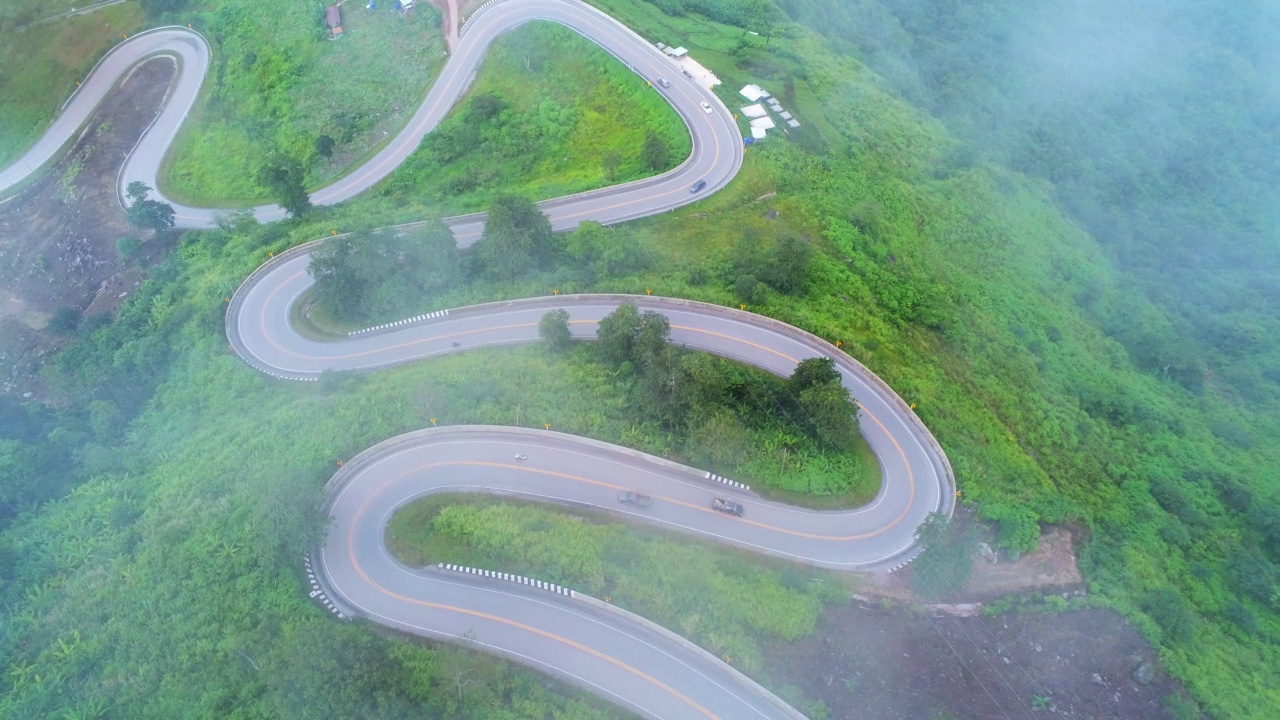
[978,542,998,564]
[1133,662,1155,685]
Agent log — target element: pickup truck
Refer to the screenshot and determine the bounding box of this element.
[712,496,744,516]
[618,491,653,508]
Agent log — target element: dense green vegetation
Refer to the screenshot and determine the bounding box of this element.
[158,0,448,205]
[309,205,878,502]
[775,0,1280,404]
[0,1,145,168]
[386,494,849,676]
[0,217,656,719]
[376,22,691,215]
[161,10,690,209]
[580,1,1280,715]
[2,0,1278,717]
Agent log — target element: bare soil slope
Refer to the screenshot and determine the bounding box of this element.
[0,57,174,397]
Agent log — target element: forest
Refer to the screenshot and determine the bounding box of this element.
[0,0,1277,717]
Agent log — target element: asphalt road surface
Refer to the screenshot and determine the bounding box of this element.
[4,1,951,716]
[0,0,742,240]
[230,246,956,718]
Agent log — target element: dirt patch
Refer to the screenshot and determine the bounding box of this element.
[0,56,175,398]
[965,525,1085,600]
[868,525,1086,605]
[769,523,1191,718]
[770,604,1191,719]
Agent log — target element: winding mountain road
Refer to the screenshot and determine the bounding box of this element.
[6,1,954,717]
[229,268,956,718]
[0,0,741,242]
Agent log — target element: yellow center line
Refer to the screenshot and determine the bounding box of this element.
[251,295,921,534]
[348,461,721,720]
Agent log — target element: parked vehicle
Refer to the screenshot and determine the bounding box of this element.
[657,77,671,88]
[690,179,707,193]
[712,496,744,516]
[617,491,653,508]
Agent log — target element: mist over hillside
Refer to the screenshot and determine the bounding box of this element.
[781,0,1280,400]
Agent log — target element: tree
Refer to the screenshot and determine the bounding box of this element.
[309,221,461,322]
[115,236,143,262]
[538,309,572,351]
[257,155,311,217]
[212,209,258,236]
[140,0,189,17]
[688,409,752,468]
[474,195,554,281]
[733,231,812,296]
[1143,588,1196,643]
[910,513,975,598]
[641,130,670,171]
[602,150,623,180]
[789,357,841,395]
[734,274,765,304]
[315,135,335,158]
[468,93,505,121]
[47,307,82,334]
[764,233,812,295]
[798,382,860,449]
[595,302,641,365]
[563,222,650,283]
[680,353,729,416]
[124,182,175,231]
[632,311,671,369]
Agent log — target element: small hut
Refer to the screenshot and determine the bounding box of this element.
[325,5,344,38]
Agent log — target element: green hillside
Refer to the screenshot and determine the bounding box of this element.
[0,0,1276,718]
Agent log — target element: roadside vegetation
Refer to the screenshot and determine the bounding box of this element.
[0,1,145,168]
[159,0,448,205]
[161,10,688,210]
[387,494,850,677]
[1,0,1277,718]
[378,22,691,215]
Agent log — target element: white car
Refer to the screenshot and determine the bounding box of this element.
[700,100,713,114]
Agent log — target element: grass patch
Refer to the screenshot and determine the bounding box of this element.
[379,21,691,215]
[288,285,349,341]
[386,493,851,677]
[160,1,448,205]
[160,13,689,211]
[0,2,145,168]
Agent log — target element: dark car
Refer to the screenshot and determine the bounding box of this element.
[618,491,653,508]
[690,179,707,193]
[712,496,744,516]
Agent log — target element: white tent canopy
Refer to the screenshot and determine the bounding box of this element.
[740,103,767,118]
